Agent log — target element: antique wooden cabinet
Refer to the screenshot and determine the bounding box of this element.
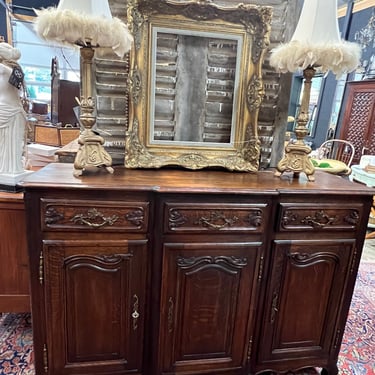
[21,163,373,375]
[0,192,30,312]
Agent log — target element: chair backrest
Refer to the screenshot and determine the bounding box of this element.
[318,139,355,166]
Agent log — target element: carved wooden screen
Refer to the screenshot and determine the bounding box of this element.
[339,79,375,165]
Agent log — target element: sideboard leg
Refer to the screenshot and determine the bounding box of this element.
[321,364,339,375]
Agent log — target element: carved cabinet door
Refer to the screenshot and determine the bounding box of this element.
[42,239,148,375]
[256,239,355,373]
[158,241,263,374]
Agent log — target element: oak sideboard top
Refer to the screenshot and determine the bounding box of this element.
[19,162,374,197]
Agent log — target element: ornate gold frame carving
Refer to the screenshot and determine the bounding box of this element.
[125,0,272,171]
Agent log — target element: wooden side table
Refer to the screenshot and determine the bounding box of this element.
[0,192,30,312]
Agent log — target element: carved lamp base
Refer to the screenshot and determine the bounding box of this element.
[73,130,114,177]
[274,141,315,181]
[275,66,316,182]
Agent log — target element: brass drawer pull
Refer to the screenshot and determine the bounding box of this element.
[301,210,338,228]
[196,211,239,230]
[71,208,119,228]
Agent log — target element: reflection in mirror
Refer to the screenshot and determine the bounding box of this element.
[151,28,241,146]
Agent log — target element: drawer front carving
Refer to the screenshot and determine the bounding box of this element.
[164,202,268,233]
[41,199,149,232]
[278,203,363,232]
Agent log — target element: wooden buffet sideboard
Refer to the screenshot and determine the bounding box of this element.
[0,191,30,312]
[21,163,373,375]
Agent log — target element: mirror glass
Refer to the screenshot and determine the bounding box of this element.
[150,27,242,147]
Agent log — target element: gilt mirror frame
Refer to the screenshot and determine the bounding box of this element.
[125,0,272,171]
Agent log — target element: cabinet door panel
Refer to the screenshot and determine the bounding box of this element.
[0,197,30,312]
[258,239,354,366]
[159,242,262,374]
[43,239,147,375]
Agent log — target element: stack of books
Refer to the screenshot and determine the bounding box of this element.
[26,143,60,168]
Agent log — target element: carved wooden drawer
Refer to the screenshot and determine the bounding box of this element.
[41,199,149,232]
[163,202,269,234]
[278,203,363,232]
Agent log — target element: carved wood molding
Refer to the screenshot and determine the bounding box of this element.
[176,255,248,273]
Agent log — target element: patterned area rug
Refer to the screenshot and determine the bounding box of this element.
[0,313,33,374]
[0,263,374,375]
[337,262,375,375]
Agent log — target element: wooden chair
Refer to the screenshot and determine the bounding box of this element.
[316,139,355,175]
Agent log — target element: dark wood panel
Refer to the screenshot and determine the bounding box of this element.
[0,193,30,312]
[159,242,262,374]
[41,198,149,232]
[256,240,355,372]
[278,203,363,232]
[43,239,147,375]
[163,202,268,233]
[51,79,80,127]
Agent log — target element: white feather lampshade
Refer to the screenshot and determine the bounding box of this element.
[33,0,134,176]
[270,0,361,76]
[34,0,133,57]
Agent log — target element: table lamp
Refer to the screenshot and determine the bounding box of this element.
[34,0,133,176]
[270,0,361,181]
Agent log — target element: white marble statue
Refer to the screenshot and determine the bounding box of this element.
[0,42,28,177]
